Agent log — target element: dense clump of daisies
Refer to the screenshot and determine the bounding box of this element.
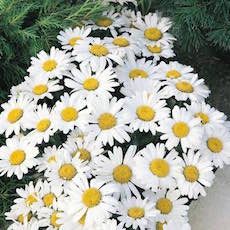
[1,0,230,230]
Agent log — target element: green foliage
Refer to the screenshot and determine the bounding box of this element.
[139,0,230,53]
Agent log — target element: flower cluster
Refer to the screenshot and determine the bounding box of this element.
[1,1,230,230]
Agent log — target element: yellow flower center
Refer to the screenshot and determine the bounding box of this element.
[69,36,81,46]
[48,155,56,163]
[7,108,23,124]
[61,107,78,122]
[78,148,91,162]
[98,113,117,130]
[78,212,86,225]
[184,165,199,182]
[144,27,162,41]
[172,122,190,138]
[136,105,155,121]
[43,193,56,207]
[147,45,162,53]
[166,70,181,79]
[112,37,130,47]
[82,188,102,208]
[9,149,25,165]
[17,212,32,224]
[96,17,113,27]
[176,81,194,93]
[207,137,223,153]
[150,159,169,177]
[50,211,61,228]
[58,163,77,180]
[194,112,209,125]
[156,198,173,214]
[83,78,99,91]
[128,207,145,219]
[25,194,37,206]
[113,164,132,184]
[36,119,51,132]
[32,84,48,95]
[129,69,148,79]
[156,222,167,230]
[43,59,57,72]
[90,44,108,56]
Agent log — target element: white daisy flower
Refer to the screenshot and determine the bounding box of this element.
[158,106,203,152]
[115,54,156,83]
[186,101,227,133]
[164,75,210,102]
[93,145,140,199]
[103,0,137,6]
[73,37,123,71]
[64,59,118,101]
[0,136,39,180]
[117,196,159,230]
[104,32,140,57]
[13,181,42,211]
[120,78,167,99]
[85,9,125,36]
[175,150,215,199]
[86,96,131,146]
[123,91,170,134]
[0,95,35,137]
[134,143,182,191]
[27,47,74,79]
[154,61,195,81]
[21,76,63,102]
[25,104,57,144]
[131,12,175,46]
[57,27,91,50]
[143,189,189,223]
[45,151,90,189]
[201,127,230,168]
[36,146,63,173]
[141,43,175,62]
[54,93,89,134]
[58,176,118,227]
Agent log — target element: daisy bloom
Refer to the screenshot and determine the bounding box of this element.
[64,59,118,101]
[36,146,63,173]
[164,75,210,102]
[73,37,123,71]
[144,189,189,223]
[120,78,167,99]
[201,127,230,168]
[86,96,131,146]
[45,151,90,189]
[25,104,57,144]
[27,46,74,79]
[0,95,35,137]
[0,135,39,180]
[134,143,182,191]
[93,145,140,199]
[58,176,118,227]
[123,91,170,134]
[54,93,89,134]
[115,54,156,83]
[85,9,125,36]
[158,106,203,152]
[175,150,215,199]
[21,76,63,102]
[131,12,175,46]
[186,101,227,133]
[104,33,140,57]
[57,26,91,50]
[154,61,195,81]
[141,43,175,62]
[117,196,159,230]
